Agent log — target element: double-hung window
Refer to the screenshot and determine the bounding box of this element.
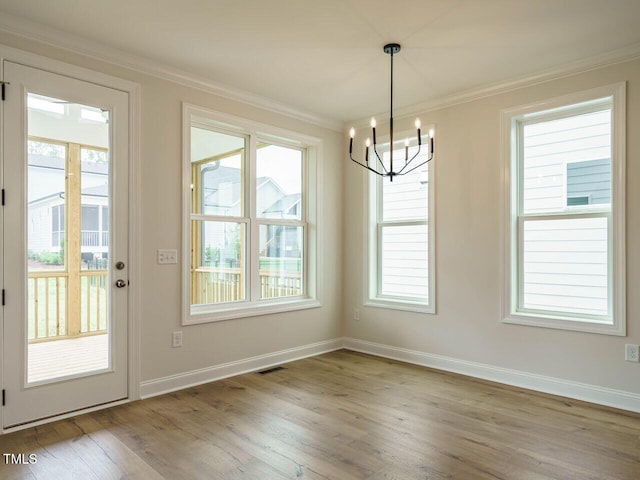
[367,134,435,313]
[502,84,626,335]
[183,105,320,324]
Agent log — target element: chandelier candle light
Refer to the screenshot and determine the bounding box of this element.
[349,43,434,181]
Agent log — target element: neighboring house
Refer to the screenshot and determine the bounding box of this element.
[27,153,109,265]
[566,158,611,206]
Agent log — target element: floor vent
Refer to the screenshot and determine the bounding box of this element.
[257,366,285,375]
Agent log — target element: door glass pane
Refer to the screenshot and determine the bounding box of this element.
[259,224,303,299]
[27,93,110,384]
[191,220,246,305]
[256,145,302,220]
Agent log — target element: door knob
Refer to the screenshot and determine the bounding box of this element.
[114,279,127,288]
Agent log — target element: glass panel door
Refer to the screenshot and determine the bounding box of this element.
[3,60,129,428]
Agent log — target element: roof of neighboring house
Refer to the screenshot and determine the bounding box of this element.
[28,184,108,205]
[201,165,289,214]
[28,153,109,175]
[201,166,241,209]
[28,153,109,204]
[81,184,109,197]
[262,193,301,218]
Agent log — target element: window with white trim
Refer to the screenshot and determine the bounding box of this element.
[502,84,625,335]
[183,105,320,324]
[367,135,435,312]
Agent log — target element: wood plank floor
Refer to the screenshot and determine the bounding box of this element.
[1,350,639,479]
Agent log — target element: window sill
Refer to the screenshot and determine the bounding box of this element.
[365,298,434,314]
[184,297,322,325]
[502,311,624,336]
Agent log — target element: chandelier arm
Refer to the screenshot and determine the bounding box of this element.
[395,144,423,175]
[396,153,434,176]
[350,154,385,176]
[372,144,389,174]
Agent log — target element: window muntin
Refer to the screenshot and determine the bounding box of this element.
[368,138,434,310]
[184,106,319,323]
[504,84,625,335]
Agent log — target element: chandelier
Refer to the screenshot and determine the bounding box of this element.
[349,43,434,182]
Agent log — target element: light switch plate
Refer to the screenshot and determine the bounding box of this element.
[157,249,178,265]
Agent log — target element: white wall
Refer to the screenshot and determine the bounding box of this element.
[343,57,640,397]
[0,31,344,386]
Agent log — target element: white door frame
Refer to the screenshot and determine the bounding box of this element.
[0,45,141,433]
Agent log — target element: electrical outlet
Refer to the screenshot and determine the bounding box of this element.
[625,344,639,362]
[158,249,178,265]
[354,308,360,321]
[172,331,183,348]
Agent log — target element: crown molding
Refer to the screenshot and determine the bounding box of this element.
[0,11,343,132]
[346,41,640,130]
[2,11,639,135]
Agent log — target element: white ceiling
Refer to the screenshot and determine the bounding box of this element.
[1,0,640,127]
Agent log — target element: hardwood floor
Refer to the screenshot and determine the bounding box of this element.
[1,350,639,479]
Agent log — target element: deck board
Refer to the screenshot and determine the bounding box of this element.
[28,335,108,383]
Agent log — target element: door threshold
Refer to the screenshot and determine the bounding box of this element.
[2,397,129,434]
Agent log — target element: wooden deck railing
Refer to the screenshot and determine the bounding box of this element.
[192,268,302,304]
[28,271,67,341]
[29,267,302,342]
[28,270,108,343]
[259,271,302,299]
[193,268,244,304]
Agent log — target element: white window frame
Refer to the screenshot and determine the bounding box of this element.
[182,104,321,324]
[501,83,626,335]
[364,130,436,313]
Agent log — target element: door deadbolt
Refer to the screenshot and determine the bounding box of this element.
[115,261,125,270]
[114,279,127,288]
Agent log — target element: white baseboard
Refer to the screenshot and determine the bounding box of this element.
[140,336,640,413]
[343,337,640,413]
[139,338,343,399]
